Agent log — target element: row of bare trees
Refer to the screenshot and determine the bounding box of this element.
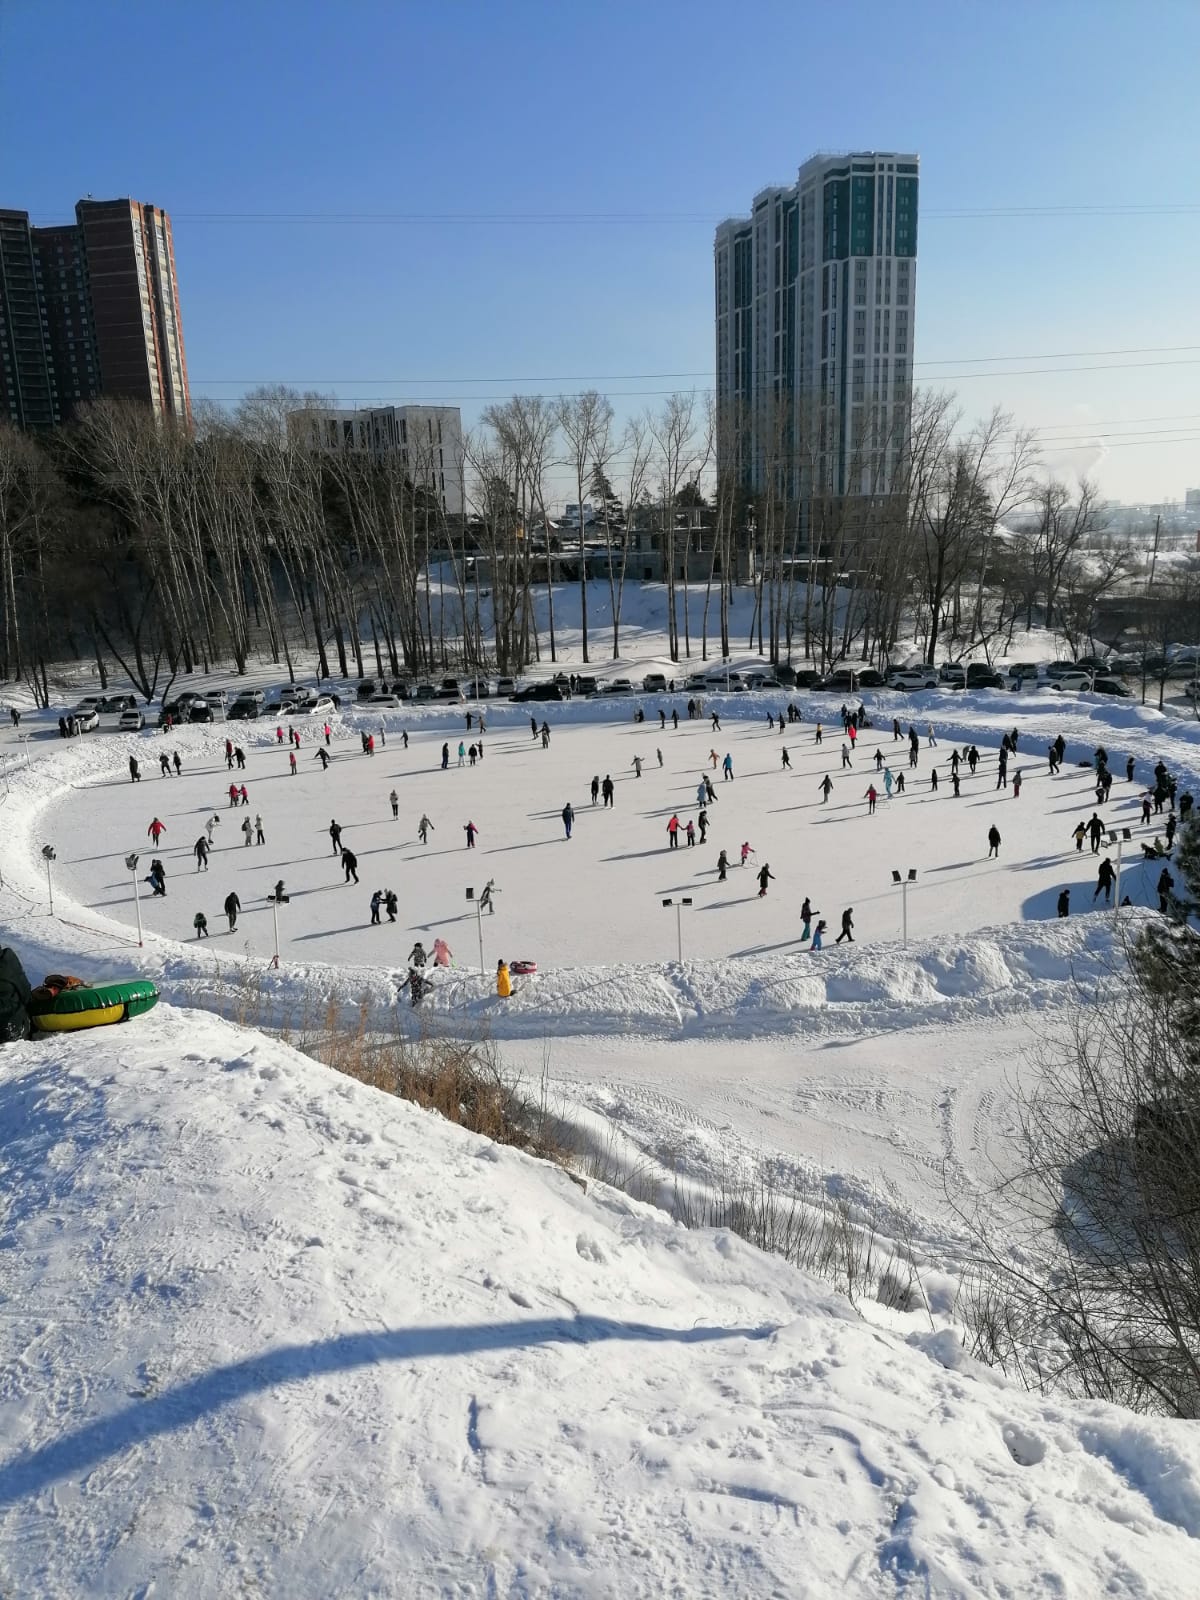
[0,381,1173,699]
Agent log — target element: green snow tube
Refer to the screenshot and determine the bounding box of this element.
[30,979,160,1033]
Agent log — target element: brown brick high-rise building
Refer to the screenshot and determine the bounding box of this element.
[0,197,190,430]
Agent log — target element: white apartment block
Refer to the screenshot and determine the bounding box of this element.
[288,404,465,516]
[715,151,918,507]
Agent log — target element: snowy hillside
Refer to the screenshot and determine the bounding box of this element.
[1,1008,1199,1598]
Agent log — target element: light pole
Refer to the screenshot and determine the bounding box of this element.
[125,852,143,946]
[267,881,289,968]
[661,895,693,962]
[41,844,56,917]
[1107,828,1132,916]
[891,867,918,945]
[466,886,485,974]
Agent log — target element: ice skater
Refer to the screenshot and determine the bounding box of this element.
[562,802,574,839]
[389,789,399,819]
[463,820,479,849]
[819,774,833,803]
[329,819,343,853]
[255,815,265,845]
[418,813,434,844]
[1093,857,1116,904]
[193,911,209,939]
[224,891,240,933]
[194,836,210,871]
[757,862,774,898]
[342,847,360,883]
[987,824,1001,859]
[836,908,854,944]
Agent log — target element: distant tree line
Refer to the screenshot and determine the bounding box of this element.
[0,383,1192,702]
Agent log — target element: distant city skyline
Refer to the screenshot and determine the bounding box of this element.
[2,1,1199,503]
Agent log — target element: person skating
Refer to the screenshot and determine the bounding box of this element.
[602,775,614,807]
[819,774,834,804]
[781,747,791,770]
[716,849,729,882]
[711,711,721,732]
[1165,813,1177,850]
[341,847,359,884]
[836,908,854,944]
[1087,812,1105,854]
[406,966,430,1007]
[1126,755,1136,783]
[530,716,538,739]
[864,783,878,815]
[672,708,679,730]
[882,768,894,798]
[695,780,707,807]
[255,815,265,845]
[463,820,479,849]
[324,722,332,747]
[225,739,234,769]
[147,816,166,845]
[757,862,774,898]
[951,771,961,797]
[1047,743,1060,775]
[496,959,512,999]
[1157,866,1175,913]
[458,741,466,767]
[995,752,1008,791]
[697,807,709,844]
[275,726,284,745]
[927,724,937,748]
[1093,857,1116,904]
[657,748,663,768]
[930,768,939,793]
[432,936,452,966]
[402,729,410,749]
[172,750,182,777]
[811,919,827,951]
[242,816,253,847]
[722,753,734,782]
[441,742,449,770]
[740,841,753,868]
[540,721,550,749]
[562,802,574,840]
[590,775,600,806]
[370,890,383,926]
[1057,888,1070,918]
[704,775,717,804]
[967,746,979,775]
[418,813,434,844]
[239,784,249,807]
[289,751,297,776]
[685,819,696,847]
[407,940,428,969]
[896,772,906,795]
[384,890,398,922]
[315,747,330,770]
[814,722,823,744]
[224,891,240,932]
[7,706,17,727]
[159,752,171,778]
[709,749,719,769]
[194,836,210,872]
[329,819,343,854]
[874,749,884,772]
[666,814,681,849]
[632,755,643,778]
[129,755,141,783]
[205,814,220,844]
[235,747,246,770]
[1012,769,1023,799]
[479,878,497,914]
[659,708,667,730]
[800,897,816,941]
[987,824,1001,859]
[147,859,167,897]
[841,741,852,770]
[949,749,960,776]
[193,911,209,939]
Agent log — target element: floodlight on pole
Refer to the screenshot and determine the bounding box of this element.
[1107,827,1132,916]
[660,895,693,962]
[466,886,485,974]
[125,852,143,947]
[41,844,56,916]
[891,867,918,944]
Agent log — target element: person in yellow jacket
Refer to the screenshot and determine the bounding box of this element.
[496,959,512,999]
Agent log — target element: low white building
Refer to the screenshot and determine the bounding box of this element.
[287,404,464,516]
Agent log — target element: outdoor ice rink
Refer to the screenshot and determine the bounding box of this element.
[47,705,1171,970]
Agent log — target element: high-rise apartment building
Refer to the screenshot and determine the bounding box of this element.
[0,197,190,429]
[715,151,918,510]
[287,404,466,517]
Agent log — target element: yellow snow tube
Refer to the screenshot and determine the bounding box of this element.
[30,979,159,1033]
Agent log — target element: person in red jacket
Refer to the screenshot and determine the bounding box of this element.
[147,817,166,844]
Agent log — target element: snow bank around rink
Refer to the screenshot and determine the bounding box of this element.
[0,714,1168,1041]
[1,1006,1198,1599]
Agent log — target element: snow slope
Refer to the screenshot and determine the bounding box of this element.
[1,1007,1198,1598]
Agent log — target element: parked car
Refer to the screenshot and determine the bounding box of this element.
[368,692,400,708]
[305,695,336,717]
[204,689,229,708]
[462,678,491,699]
[1050,671,1094,692]
[99,693,137,714]
[71,707,100,732]
[887,667,940,690]
[227,700,262,720]
[685,672,709,691]
[118,708,145,732]
[1044,661,1083,680]
[602,678,634,696]
[573,675,599,697]
[414,683,436,701]
[967,668,1005,689]
[74,696,104,713]
[791,668,826,689]
[1002,663,1042,689]
[857,669,887,688]
[436,678,464,701]
[356,679,380,701]
[1092,677,1133,698]
[938,662,966,686]
[231,687,266,706]
[642,672,668,693]
[188,702,214,723]
[512,683,565,702]
[496,676,517,697]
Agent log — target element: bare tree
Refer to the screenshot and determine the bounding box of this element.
[557,390,613,665]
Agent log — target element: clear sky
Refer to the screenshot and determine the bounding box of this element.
[3,0,1199,506]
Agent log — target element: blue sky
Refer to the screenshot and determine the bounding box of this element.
[3,0,1199,504]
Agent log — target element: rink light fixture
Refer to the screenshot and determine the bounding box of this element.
[660,896,693,962]
[1106,828,1132,843]
[891,868,917,884]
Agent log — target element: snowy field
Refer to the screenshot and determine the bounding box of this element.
[1,1009,1199,1599]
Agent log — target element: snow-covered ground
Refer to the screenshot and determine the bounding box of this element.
[2,1010,1199,1598]
[0,664,1198,1592]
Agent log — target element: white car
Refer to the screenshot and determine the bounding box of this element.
[306,695,337,717]
[888,667,939,690]
[642,672,668,693]
[368,692,401,708]
[70,707,100,732]
[1050,671,1094,692]
[606,678,634,695]
[118,708,145,732]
